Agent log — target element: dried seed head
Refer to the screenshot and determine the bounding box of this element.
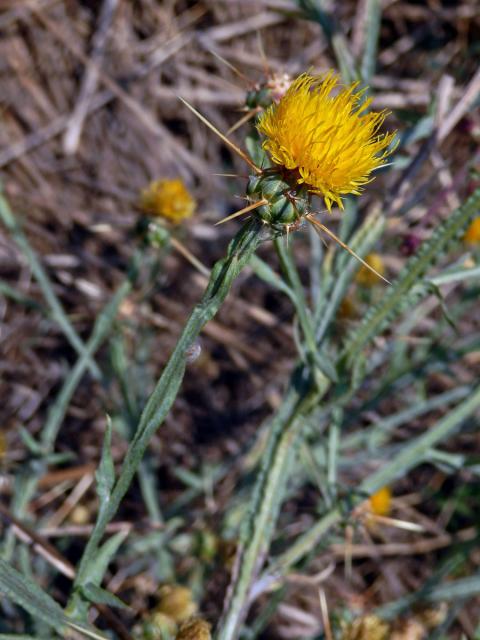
[341,615,390,640]
[257,72,396,211]
[145,611,178,638]
[140,179,196,223]
[175,618,211,640]
[155,585,198,624]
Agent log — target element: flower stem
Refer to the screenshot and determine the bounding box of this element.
[216,365,316,640]
[72,218,263,600]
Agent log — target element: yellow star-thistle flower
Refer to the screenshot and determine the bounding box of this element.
[257,72,396,211]
[140,178,196,223]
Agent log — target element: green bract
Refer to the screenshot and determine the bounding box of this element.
[247,171,310,230]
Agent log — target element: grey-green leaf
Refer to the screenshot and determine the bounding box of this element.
[80,583,129,610]
[341,187,480,366]
[96,417,115,509]
[0,558,107,639]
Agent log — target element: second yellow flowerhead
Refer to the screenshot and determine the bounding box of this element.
[257,72,396,211]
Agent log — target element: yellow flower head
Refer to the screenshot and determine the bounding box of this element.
[464,217,480,245]
[140,178,196,223]
[257,72,396,211]
[369,486,392,516]
[355,253,385,286]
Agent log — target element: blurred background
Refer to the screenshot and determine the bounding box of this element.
[0,1,479,638]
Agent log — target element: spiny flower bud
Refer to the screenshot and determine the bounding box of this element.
[246,172,309,230]
[175,618,211,640]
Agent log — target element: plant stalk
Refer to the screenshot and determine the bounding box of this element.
[72,219,263,598]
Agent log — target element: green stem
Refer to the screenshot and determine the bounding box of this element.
[216,366,318,640]
[72,219,263,595]
[274,236,317,357]
[273,237,336,382]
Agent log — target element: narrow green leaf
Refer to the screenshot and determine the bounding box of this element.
[341,188,480,366]
[360,0,381,83]
[375,573,480,619]
[80,583,129,610]
[0,558,107,639]
[216,369,315,640]
[96,418,115,511]
[0,558,66,627]
[360,382,480,494]
[73,219,263,600]
[428,264,480,286]
[0,635,51,639]
[87,530,129,588]
[66,623,109,640]
[250,255,295,300]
